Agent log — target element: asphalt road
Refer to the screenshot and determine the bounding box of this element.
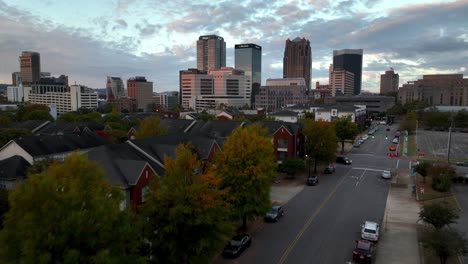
[220,123,404,264]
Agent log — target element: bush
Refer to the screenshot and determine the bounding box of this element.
[429,163,456,192]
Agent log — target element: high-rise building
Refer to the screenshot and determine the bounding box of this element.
[235,43,262,107]
[127,76,153,111]
[283,37,312,90]
[12,72,21,86]
[19,51,41,85]
[333,49,363,95]
[179,67,250,110]
[329,69,355,97]
[7,85,24,102]
[380,68,399,94]
[197,35,226,71]
[106,76,126,100]
[255,78,310,112]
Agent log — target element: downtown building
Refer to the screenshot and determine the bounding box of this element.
[179,67,250,111]
[197,35,226,71]
[329,65,355,97]
[235,43,261,107]
[283,37,312,90]
[106,76,126,100]
[19,51,41,85]
[255,78,310,112]
[25,77,98,115]
[127,76,153,111]
[380,68,399,94]
[398,74,468,106]
[333,49,363,95]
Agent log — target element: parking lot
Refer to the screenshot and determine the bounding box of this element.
[417,129,468,161]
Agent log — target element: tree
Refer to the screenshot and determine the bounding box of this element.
[23,110,53,121]
[214,124,277,229]
[0,189,8,229]
[422,228,467,264]
[57,112,79,122]
[26,158,56,175]
[143,144,233,264]
[419,201,459,229]
[281,157,305,178]
[303,120,338,173]
[16,104,50,121]
[0,128,32,147]
[103,129,129,143]
[335,116,359,154]
[0,153,143,263]
[429,164,456,192]
[0,114,12,127]
[415,161,431,183]
[400,111,417,133]
[134,116,167,139]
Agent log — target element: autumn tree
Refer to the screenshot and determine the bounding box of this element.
[134,116,167,139]
[16,104,50,121]
[400,111,417,133]
[143,144,233,264]
[0,153,143,263]
[429,163,456,192]
[335,115,359,154]
[303,119,338,173]
[422,228,467,264]
[215,124,277,229]
[419,201,459,230]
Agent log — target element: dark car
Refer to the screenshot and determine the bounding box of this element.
[307,175,319,185]
[456,161,468,167]
[222,234,252,258]
[353,239,374,264]
[386,127,390,131]
[324,166,336,174]
[336,156,352,164]
[264,205,284,222]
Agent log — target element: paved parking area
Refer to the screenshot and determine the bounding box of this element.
[416,129,468,161]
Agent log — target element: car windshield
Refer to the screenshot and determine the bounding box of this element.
[357,241,371,252]
[364,228,376,234]
[269,208,279,213]
[230,240,242,247]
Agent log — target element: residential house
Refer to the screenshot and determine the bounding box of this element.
[315,105,367,128]
[0,155,30,189]
[269,110,302,123]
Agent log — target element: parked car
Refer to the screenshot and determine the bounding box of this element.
[386,127,390,131]
[358,139,365,144]
[381,170,391,179]
[361,221,380,242]
[456,161,468,167]
[307,175,319,185]
[353,239,375,264]
[336,156,352,164]
[361,135,369,141]
[389,145,396,151]
[324,165,336,174]
[354,143,361,148]
[264,205,284,222]
[222,234,252,258]
[392,138,399,144]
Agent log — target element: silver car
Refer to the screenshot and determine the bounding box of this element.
[381,170,391,179]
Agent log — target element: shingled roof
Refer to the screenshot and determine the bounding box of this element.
[35,121,106,135]
[0,155,30,181]
[255,121,303,136]
[186,120,244,140]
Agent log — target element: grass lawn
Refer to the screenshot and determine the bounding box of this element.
[407,134,417,156]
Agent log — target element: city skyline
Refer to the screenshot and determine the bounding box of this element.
[0,0,467,93]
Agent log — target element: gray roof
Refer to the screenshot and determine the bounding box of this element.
[11,120,50,133]
[10,131,105,157]
[87,144,163,187]
[286,103,335,110]
[255,121,303,135]
[0,155,30,180]
[186,120,244,140]
[160,119,196,134]
[315,104,362,112]
[35,121,105,135]
[270,110,299,117]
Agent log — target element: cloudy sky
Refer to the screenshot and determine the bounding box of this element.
[0,0,467,93]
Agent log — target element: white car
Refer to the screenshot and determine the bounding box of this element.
[361,221,380,241]
[382,170,391,179]
[392,138,399,144]
[361,135,369,141]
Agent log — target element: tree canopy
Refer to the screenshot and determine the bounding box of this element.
[0,128,32,147]
[281,157,305,178]
[23,110,54,121]
[134,116,167,139]
[422,228,467,264]
[419,201,459,229]
[143,144,233,264]
[303,120,337,173]
[0,153,143,264]
[214,124,277,228]
[335,115,359,154]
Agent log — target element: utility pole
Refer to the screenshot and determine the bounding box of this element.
[447,115,453,163]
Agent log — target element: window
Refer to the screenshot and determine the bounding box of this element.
[141,185,149,203]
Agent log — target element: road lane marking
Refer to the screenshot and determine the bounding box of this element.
[277,170,350,264]
[396,159,400,169]
[356,170,367,188]
[352,167,385,172]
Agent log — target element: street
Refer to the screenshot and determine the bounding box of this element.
[221,123,407,263]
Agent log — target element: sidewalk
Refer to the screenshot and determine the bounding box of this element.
[376,169,421,264]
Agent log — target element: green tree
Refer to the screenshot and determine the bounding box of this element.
[57,112,79,122]
[26,158,56,176]
[415,161,431,183]
[199,111,215,121]
[143,144,233,264]
[0,114,12,127]
[281,157,305,178]
[303,120,338,173]
[23,110,53,121]
[134,116,167,139]
[335,116,359,154]
[0,189,8,229]
[0,153,143,263]
[419,201,459,229]
[422,228,467,264]
[16,104,50,121]
[400,111,417,133]
[215,124,277,229]
[104,129,129,143]
[0,128,32,147]
[429,163,456,192]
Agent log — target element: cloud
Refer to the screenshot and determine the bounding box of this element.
[112,19,128,30]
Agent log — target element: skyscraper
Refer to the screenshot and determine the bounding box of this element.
[235,43,262,106]
[19,51,41,85]
[283,37,312,90]
[127,76,153,111]
[380,68,399,94]
[197,35,226,71]
[106,76,126,100]
[333,49,363,95]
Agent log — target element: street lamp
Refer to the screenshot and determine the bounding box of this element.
[305,154,311,177]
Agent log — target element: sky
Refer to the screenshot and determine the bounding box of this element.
[0,0,467,93]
